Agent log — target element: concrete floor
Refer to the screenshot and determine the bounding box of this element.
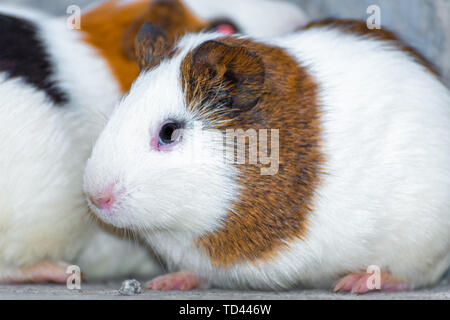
[1,277,449,300]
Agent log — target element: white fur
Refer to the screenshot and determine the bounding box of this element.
[85,26,450,290]
[0,5,160,280]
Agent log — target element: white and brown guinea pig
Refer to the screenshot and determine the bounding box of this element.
[0,0,307,283]
[84,20,450,293]
[82,0,309,93]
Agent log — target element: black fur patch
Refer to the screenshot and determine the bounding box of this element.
[0,14,68,105]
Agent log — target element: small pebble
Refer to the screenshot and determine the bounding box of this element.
[118,279,142,296]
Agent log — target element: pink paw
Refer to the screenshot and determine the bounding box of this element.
[333,271,409,294]
[146,272,206,291]
[0,261,70,284]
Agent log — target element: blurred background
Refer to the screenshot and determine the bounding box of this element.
[1,0,449,87]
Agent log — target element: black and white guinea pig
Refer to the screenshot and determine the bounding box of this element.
[0,4,160,283]
[85,20,450,293]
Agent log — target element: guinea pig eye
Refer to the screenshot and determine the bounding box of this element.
[158,121,183,146]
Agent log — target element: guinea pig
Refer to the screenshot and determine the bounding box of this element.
[84,20,450,293]
[0,0,308,283]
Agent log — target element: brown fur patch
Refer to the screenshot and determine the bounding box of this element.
[180,37,324,267]
[304,19,438,75]
[80,0,208,93]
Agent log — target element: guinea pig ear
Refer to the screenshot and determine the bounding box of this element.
[135,22,172,71]
[191,40,265,111]
[122,0,207,61]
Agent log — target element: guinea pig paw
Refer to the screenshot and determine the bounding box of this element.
[333,272,409,294]
[145,272,206,291]
[0,260,70,284]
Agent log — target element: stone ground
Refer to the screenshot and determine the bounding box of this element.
[1,277,450,300]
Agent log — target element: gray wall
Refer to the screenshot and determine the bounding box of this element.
[1,0,449,86]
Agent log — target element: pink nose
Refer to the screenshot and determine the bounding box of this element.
[89,185,116,210]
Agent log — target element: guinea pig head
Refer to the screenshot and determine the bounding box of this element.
[85,25,323,267]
